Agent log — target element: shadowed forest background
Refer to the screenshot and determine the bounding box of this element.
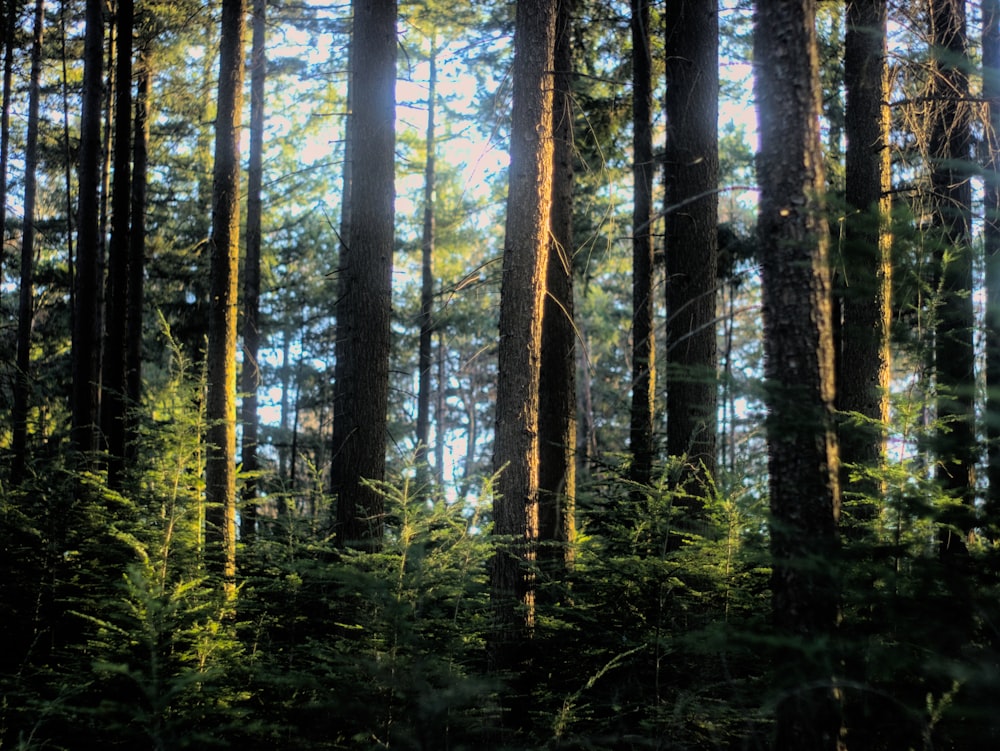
[3,0,1000,749]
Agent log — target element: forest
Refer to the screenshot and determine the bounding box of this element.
[3,0,1000,748]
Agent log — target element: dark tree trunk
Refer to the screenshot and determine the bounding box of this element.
[415,38,437,485]
[755,1,844,748]
[125,43,150,459]
[240,0,267,544]
[629,0,655,490]
[664,0,718,488]
[72,0,105,459]
[985,0,1000,533]
[11,0,44,483]
[928,0,975,560]
[330,0,397,549]
[102,0,134,488]
[538,0,576,573]
[205,0,246,600]
[490,0,556,733]
[838,0,890,528]
[0,0,15,303]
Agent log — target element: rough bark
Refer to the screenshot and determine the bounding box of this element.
[538,0,576,574]
[838,0,891,527]
[629,0,655,489]
[330,0,397,548]
[240,0,266,543]
[125,43,150,459]
[102,0,134,488]
[986,0,1000,533]
[755,0,844,748]
[205,0,246,599]
[490,0,556,730]
[664,0,719,488]
[11,0,44,483]
[72,0,105,459]
[928,0,975,560]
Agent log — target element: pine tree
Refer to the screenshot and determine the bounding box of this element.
[205,0,246,598]
[755,0,844,746]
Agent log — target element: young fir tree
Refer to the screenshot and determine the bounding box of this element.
[986,0,1000,532]
[754,0,844,747]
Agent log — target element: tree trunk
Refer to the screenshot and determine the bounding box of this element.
[330,0,397,548]
[838,0,891,528]
[629,0,655,490]
[125,43,150,459]
[490,0,556,732]
[538,0,576,574]
[205,0,246,600]
[985,0,1000,534]
[755,1,844,748]
[664,0,718,489]
[0,0,15,304]
[928,0,975,561]
[11,0,44,483]
[102,0,134,488]
[240,0,267,544]
[72,0,105,459]
[415,38,437,486]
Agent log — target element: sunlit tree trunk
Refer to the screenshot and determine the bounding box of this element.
[664,0,718,490]
[102,0,134,488]
[538,0,576,574]
[755,0,844,747]
[72,0,105,459]
[330,0,397,548]
[240,0,267,543]
[629,0,655,490]
[11,0,44,483]
[490,0,556,733]
[205,0,246,600]
[838,0,890,527]
[928,0,975,561]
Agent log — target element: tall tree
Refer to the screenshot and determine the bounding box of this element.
[629,0,655,489]
[10,0,44,483]
[125,41,151,458]
[538,0,576,572]
[240,0,267,543]
[986,0,1000,532]
[664,0,719,487]
[330,0,397,548]
[838,0,891,524]
[0,0,15,301]
[928,0,975,559]
[205,0,246,598]
[71,0,105,458]
[490,0,556,729]
[755,0,843,747]
[415,34,437,485]
[102,0,134,487]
